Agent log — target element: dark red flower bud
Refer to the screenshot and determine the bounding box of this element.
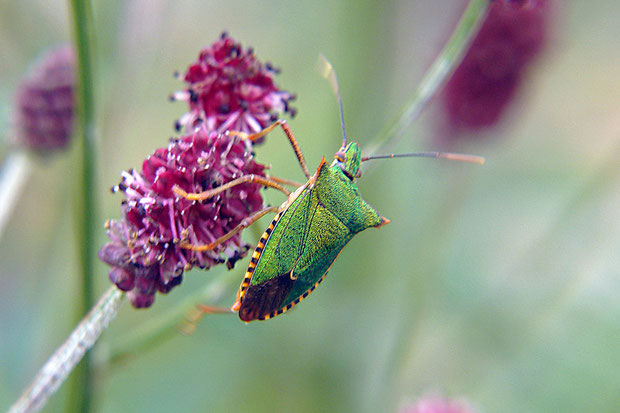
[439,0,552,137]
[13,45,76,154]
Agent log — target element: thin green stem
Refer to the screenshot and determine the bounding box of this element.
[103,268,238,367]
[364,0,490,157]
[67,0,97,411]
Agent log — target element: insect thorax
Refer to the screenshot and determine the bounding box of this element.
[319,161,384,234]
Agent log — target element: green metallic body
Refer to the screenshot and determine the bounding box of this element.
[257,161,383,301]
[236,142,388,321]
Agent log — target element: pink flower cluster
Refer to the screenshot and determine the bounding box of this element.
[100,34,295,308]
[171,32,296,139]
[99,128,266,307]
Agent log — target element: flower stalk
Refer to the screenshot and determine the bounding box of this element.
[365,0,490,156]
[8,287,125,413]
[67,0,98,411]
[106,268,236,367]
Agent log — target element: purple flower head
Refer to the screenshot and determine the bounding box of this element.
[171,32,296,141]
[13,45,76,154]
[99,127,267,308]
[440,0,552,136]
[400,396,475,413]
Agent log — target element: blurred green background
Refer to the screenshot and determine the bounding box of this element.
[2,1,620,412]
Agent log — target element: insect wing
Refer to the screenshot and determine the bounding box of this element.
[239,174,356,321]
[237,184,317,321]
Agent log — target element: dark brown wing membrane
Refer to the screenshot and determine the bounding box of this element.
[238,271,296,322]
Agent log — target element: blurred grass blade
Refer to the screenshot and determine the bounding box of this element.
[365,0,490,156]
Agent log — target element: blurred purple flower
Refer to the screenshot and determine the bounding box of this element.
[99,127,266,308]
[171,32,296,140]
[13,45,76,154]
[401,396,475,413]
[440,0,552,136]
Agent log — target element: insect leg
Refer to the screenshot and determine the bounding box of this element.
[173,174,290,201]
[228,119,311,179]
[179,304,233,335]
[269,175,304,188]
[180,205,280,252]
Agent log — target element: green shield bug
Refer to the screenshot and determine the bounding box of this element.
[174,58,484,323]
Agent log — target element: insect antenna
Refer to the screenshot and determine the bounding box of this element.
[317,55,484,167]
[362,151,485,165]
[318,54,348,147]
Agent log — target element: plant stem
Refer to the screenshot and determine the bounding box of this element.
[104,268,237,367]
[364,0,490,157]
[0,151,31,241]
[67,0,97,411]
[8,288,125,413]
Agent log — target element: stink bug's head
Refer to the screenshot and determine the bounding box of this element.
[333,141,362,180]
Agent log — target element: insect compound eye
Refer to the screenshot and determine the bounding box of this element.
[334,149,345,163]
